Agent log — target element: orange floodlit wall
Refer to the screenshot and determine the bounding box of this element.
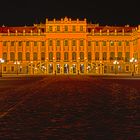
[0,17,140,75]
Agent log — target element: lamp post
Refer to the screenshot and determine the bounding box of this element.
[14,61,20,76]
[0,58,5,77]
[113,60,119,74]
[130,58,137,76]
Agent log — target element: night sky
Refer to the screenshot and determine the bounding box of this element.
[0,0,139,26]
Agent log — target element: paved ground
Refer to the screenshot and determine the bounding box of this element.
[0,76,140,140]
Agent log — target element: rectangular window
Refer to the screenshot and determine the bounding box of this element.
[26,41,29,46]
[118,41,122,46]
[64,26,68,31]
[80,40,84,46]
[11,41,15,46]
[34,41,37,46]
[49,26,52,32]
[11,66,14,72]
[88,52,92,61]
[10,52,15,61]
[41,41,45,46]
[33,52,38,61]
[103,52,107,60]
[18,52,22,61]
[56,52,61,61]
[88,41,91,47]
[110,41,114,46]
[95,52,99,60]
[103,41,106,46]
[3,41,7,46]
[72,52,76,61]
[3,66,6,72]
[95,41,98,46]
[126,41,129,46]
[72,26,76,32]
[125,52,130,62]
[3,53,7,61]
[49,52,53,61]
[64,52,68,61]
[26,52,30,61]
[18,41,22,46]
[72,40,76,46]
[80,26,83,31]
[41,52,45,61]
[126,66,129,71]
[80,52,84,60]
[56,40,60,46]
[57,26,60,31]
[64,40,68,46]
[49,40,53,46]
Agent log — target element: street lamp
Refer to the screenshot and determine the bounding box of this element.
[14,61,20,76]
[130,58,137,76]
[0,58,5,77]
[113,60,119,74]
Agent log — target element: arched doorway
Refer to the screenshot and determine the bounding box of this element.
[64,64,69,74]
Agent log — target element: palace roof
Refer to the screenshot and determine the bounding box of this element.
[0,26,44,33]
[87,24,136,33]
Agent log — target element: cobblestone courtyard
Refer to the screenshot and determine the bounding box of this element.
[0,76,140,140]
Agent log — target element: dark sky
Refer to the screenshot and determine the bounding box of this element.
[0,0,139,26]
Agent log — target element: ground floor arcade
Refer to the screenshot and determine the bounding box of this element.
[0,61,139,76]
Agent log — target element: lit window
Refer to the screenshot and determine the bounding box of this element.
[110,41,114,46]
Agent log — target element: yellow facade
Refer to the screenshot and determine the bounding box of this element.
[0,17,140,75]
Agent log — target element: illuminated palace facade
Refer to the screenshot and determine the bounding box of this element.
[0,17,140,75]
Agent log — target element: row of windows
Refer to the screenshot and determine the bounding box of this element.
[3,41,46,46]
[2,40,131,47]
[2,52,137,62]
[48,25,84,32]
[88,41,130,46]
